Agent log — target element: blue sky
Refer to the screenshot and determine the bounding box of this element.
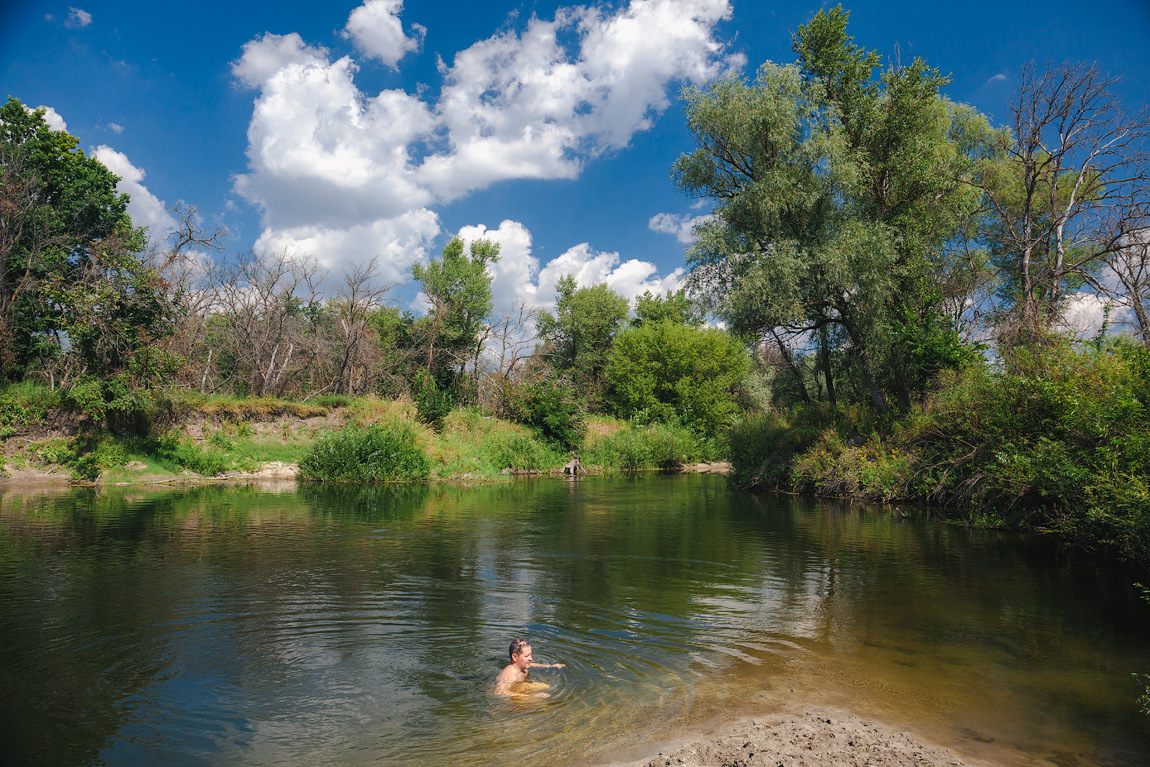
[4,0,1150,314]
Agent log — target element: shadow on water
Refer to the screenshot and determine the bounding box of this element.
[0,475,1148,767]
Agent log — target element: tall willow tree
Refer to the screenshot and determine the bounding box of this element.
[676,6,988,410]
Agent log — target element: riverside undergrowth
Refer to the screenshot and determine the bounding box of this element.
[731,341,1150,565]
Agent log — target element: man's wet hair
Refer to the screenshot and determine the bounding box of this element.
[509,638,530,662]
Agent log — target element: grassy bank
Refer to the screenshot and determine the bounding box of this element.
[730,343,1150,566]
[0,385,720,484]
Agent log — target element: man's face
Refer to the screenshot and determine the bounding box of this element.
[512,645,532,671]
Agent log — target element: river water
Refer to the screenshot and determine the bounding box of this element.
[0,474,1147,766]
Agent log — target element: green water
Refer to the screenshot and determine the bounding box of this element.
[0,474,1147,766]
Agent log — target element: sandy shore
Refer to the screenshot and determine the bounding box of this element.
[611,707,986,767]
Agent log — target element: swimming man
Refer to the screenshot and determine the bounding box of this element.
[494,638,564,697]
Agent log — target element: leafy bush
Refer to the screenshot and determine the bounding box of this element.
[0,381,60,433]
[492,434,567,471]
[412,370,453,427]
[151,432,231,477]
[728,404,885,488]
[505,380,585,449]
[299,424,430,482]
[583,421,712,470]
[606,321,749,436]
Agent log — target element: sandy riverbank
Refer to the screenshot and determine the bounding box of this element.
[609,707,992,767]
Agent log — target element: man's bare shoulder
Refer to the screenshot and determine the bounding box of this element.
[494,664,521,693]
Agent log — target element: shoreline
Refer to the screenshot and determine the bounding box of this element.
[0,460,734,490]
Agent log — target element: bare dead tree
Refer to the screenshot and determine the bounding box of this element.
[327,257,393,395]
[209,250,326,397]
[976,61,1150,342]
[1093,231,1150,346]
[145,203,229,390]
[478,300,541,414]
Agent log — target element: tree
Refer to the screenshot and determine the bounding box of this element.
[632,289,702,327]
[411,236,499,398]
[0,97,139,380]
[1106,231,1150,346]
[676,6,985,411]
[605,321,748,436]
[536,275,629,404]
[972,62,1150,343]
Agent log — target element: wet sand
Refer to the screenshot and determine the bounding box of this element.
[609,707,992,767]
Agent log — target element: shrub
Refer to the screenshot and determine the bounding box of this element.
[492,434,567,471]
[606,321,749,437]
[412,370,453,427]
[583,421,711,470]
[506,380,585,449]
[299,424,430,482]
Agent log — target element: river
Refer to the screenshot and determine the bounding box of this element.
[0,474,1147,766]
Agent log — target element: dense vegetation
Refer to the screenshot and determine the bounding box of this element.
[3,5,1150,569]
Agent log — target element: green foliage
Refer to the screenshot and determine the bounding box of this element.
[150,432,231,477]
[411,236,499,398]
[0,97,171,382]
[299,424,430,482]
[0,380,60,433]
[897,342,1150,559]
[583,421,714,471]
[503,379,586,450]
[537,275,629,404]
[675,8,987,412]
[605,321,748,436]
[728,404,886,489]
[65,373,157,435]
[491,434,567,472]
[412,369,453,427]
[633,289,701,327]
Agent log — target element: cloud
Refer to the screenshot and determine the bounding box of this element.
[419,0,741,200]
[252,208,441,284]
[453,219,684,316]
[648,211,714,243]
[231,33,329,89]
[105,122,124,134]
[231,0,737,276]
[65,7,91,28]
[92,145,178,245]
[538,242,684,305]
[32,105,68,132]
[344,0,424,68]
[986,72,1008,85]
[1057,291,1112,337]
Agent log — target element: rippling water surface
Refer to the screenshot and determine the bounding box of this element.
[1,475,1147,766]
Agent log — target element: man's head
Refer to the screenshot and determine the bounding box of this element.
[509,638,532,669]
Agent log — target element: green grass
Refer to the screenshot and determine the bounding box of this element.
[582,418,716,470]
[0,380,62,435]
[299,423,430,482]
[429,408,567,478]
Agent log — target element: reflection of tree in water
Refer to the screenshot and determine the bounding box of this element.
[0,488,192,766]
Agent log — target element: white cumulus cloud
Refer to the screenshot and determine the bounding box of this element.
[344,0,424,68]
[32,105,68,132]
[455,219,684,314]
[230,0,738,278]
[92,145,178,245]
[649,211,714,243]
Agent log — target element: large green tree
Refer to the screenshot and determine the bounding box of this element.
[411,235,500,396]
[0,97,173,400]
[676,7,987,411]
[536,275,629,404]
